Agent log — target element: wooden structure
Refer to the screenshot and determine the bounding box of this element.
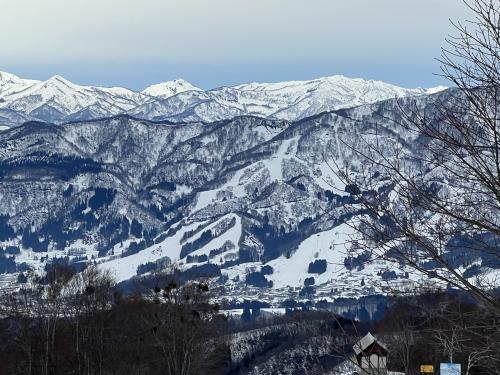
[353,332,388,375]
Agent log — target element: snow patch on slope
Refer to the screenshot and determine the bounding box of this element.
[267,223,354,289]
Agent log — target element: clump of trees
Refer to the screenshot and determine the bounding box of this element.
[308,259,327,274]
[245,271,273,288]
[0,265,227,375]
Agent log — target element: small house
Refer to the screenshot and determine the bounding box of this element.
[353,332,388,375]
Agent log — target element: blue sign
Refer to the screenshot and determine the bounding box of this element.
[440,363,461,375]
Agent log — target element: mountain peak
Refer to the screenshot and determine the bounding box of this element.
[0,71,25,85]
[0,71,40,98]
[142,79,202,98]
[45,74,77,87]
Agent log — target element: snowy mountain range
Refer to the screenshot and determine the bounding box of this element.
[3,70,495,312]
[2,79,495,310]
[0,71,445,128]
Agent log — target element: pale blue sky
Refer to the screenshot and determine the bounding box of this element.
[0,0,471,90]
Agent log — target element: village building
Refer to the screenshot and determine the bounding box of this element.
[353,332,388,375]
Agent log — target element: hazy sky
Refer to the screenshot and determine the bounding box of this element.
[0,0,471,90]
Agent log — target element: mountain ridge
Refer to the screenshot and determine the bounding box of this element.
[0,70,446,128]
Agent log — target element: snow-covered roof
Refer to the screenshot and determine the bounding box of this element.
[353,332,387,355]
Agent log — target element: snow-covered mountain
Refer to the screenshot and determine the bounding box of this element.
[0,71,445,127]
[2,88,494,307]
[0,71,39,97]
[0,73,149,125]
[141,78,202,98]
[127,75,445,123]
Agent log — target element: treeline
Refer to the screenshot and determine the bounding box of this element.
[0,266,229,375]
[1,264,498,375]
[0,265,360,375]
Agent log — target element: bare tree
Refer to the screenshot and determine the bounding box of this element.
[333,0,500,314]
[64,266,117,375]
[141,270,223,375]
